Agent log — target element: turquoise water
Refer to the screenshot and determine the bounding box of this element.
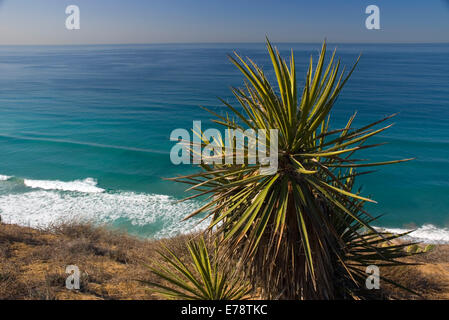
[0,43,448,241]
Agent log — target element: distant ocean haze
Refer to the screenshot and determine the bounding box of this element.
[0,43,448,242]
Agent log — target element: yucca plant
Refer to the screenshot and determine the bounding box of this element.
[143,236,252,300]
[170,39,415,299]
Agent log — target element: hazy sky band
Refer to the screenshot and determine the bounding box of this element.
[0,0,448,45]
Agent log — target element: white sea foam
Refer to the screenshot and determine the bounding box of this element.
[23,177,105,193]
[0,189,208,239]
[1,174,448,242]
[376,224,449,244]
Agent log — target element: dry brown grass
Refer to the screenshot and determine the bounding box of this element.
[381,245,449,300]
[1,222,448,300]
[0,222,195,300]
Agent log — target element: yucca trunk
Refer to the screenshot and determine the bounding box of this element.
[234,181,335,299]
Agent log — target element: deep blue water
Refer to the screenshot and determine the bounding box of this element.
[0,43,448,241]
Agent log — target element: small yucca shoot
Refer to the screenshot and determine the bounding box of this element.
[143,237,252,300]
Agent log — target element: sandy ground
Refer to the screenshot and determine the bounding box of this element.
[380,244,449,299]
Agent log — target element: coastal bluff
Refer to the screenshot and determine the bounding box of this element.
[1,223,448,300]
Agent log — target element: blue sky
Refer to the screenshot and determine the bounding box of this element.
[0,0,448,44]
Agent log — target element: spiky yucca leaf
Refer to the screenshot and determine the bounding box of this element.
[143,237,252,300]
[170,39,414,299]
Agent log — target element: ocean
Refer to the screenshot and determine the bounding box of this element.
[0,43,448,242]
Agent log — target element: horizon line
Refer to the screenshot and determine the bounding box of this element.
[0,41,449,47]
